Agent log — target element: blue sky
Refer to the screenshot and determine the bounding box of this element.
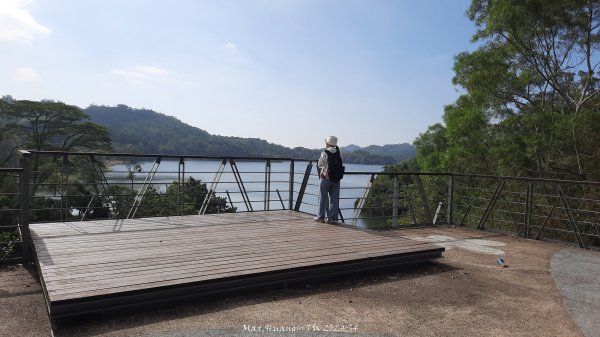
[0,0,476,149]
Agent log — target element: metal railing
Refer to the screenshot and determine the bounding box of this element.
[346,172,600,249]
[0,167,25,264]
[3,150,599,264]
[16,150,314,221]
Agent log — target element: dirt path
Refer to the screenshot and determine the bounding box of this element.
[0,227,587,337]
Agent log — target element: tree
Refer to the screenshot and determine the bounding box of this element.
[467,0,600,114]
[415,0,600,180]
[163,177,233,215]
[8,100,112,152]
[414,123,449,173]
[1,100,112,191]
[0,99,19,166]
[125,160,142,189]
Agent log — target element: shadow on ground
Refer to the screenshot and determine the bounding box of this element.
[53,261,454,336]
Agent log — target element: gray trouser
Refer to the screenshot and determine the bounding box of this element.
[318,178,340,220]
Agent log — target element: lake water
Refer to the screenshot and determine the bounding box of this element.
[109,159,384,228]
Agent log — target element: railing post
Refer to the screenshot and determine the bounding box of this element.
[62,154,69,221]
[19,151,31,264]
[556,184,585,248]
[288,160,295,210]
[525,181,533,238]
[294,161,313,212]
[178,157,185,216]
[392,175,399,229]
[476,179,505,230]
[447,174,454,225]
[264,160,271,211]
[414,174,433,224]
[352,173,375,227]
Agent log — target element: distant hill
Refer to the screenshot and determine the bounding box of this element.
[86,104,312,158]
[341,144,362,153]
[85,104,415,164]
[341,143,416,163]
[361,144,416,162]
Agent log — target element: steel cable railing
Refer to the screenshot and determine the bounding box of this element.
[3,150,599,265]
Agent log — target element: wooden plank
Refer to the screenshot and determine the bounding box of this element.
[33,228,416,260]
[36,235,430,272]
[42,241,432,289]
[49,247,439,301]
[30,210,444,318]
[32,224,416,261]
[40,239,435,289]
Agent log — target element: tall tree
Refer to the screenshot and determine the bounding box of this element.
[0,98,19,166]
[8,100,112,152]
[1,99,112,190]
[415,0,600,180]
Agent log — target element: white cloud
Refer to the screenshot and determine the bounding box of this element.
[0,0,51,43]
[133,65,169,75]
[110,65,170,82]
[109,65,194,87]
[225,42,237,51]
[15,67,41,82]
[222,41,254,67]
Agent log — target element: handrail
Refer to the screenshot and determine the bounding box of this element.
[0,168,24,173]
[3,150,599,267]
[19,150,316,162]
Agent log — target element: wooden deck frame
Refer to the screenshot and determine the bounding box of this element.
[30,211,444,318]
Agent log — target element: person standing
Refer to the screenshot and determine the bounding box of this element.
[315,135,343,224]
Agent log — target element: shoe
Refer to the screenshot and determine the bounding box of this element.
[327,219,338,224]
[314,217,325,223]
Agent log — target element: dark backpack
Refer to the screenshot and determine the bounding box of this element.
[325,147,345,183]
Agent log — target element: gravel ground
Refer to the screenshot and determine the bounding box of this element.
[0,227,591,337]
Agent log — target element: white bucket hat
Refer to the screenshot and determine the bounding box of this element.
[325,135,338,146]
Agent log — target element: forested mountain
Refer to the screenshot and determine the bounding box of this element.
[86,105,413,164]
[86,105,312,158]
[341,144,362,153]
[347,144,416,162]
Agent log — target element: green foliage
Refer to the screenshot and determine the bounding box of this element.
[4,100,112,154]
[343,144,416,163]
[415,0,600,181]
[85,104,409,164]
[0,99,19,166]
[165,177,233,215]
[0,172,20,260]
[0,231,19,259]
[0,175,19,227]
[86,104,304,158]
[343,150,396,164]
[100,177,234,219]
[357,159,421,223]
[413,123,449,172]
[0,99,113,198]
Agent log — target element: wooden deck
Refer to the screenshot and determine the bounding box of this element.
[30,211,444,318]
